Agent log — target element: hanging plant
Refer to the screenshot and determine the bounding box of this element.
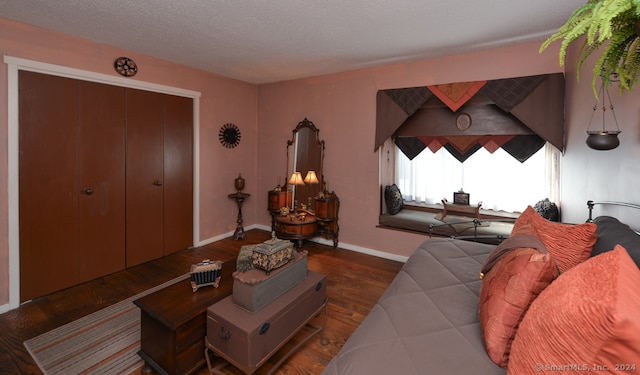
[540,0,640,98]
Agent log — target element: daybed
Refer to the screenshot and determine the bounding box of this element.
[324,202,640,374]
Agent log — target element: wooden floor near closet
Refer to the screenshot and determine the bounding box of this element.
[0,229,403,374]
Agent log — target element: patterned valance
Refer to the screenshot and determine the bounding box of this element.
[374,73,565,161]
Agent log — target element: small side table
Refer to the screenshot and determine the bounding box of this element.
[228,192,250,240]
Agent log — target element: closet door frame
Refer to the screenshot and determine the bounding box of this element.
[4,56,201,310]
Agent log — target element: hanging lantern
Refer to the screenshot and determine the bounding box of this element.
[586,76,621,151]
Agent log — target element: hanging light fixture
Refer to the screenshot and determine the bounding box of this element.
[586,74,621,150]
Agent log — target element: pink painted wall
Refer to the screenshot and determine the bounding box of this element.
[0,18,258,307]
[256,41,566,259]
[3,16,639,310]
[560,38,640,225]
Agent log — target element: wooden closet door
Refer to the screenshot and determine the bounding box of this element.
[163,95,193,254]
[77,81,126,282]
[125,89,165,267]
[19,71,79,302]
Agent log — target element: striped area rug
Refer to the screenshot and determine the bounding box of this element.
[24,273,190,375]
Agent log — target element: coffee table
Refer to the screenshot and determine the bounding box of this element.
[134,261,235,375]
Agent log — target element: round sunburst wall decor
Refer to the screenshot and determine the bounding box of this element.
[219,123,241,148]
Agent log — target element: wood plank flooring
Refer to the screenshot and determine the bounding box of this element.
[0,229,403,374]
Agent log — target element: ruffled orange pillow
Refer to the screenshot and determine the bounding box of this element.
[479,247,559,367]
[508,245,640,373]
[512,206,596,272]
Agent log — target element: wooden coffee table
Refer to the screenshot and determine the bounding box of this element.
[134,261,235,375]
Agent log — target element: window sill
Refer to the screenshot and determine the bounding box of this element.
[379,203,517,244]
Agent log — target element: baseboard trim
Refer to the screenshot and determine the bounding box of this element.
[197,224,408,264]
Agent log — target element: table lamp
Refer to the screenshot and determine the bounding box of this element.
[304,171,319,210]
[288,172,305,211]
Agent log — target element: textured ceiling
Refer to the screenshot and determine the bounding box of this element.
[0,0,584,84]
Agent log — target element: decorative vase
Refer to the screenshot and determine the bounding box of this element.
[234,173,245,192]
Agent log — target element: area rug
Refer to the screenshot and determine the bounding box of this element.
[24,273,190,375]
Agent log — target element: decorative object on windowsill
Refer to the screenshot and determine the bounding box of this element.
[113,57,138,77]
[586,74,621,150]
[190,259,223,292]
[219,122,241,148]
[539,0,640,98]
[234,173,245,192]
[534,198,560,222]
[453,189,470,205]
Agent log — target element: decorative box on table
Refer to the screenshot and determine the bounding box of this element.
[190,259,223,292]
[252,233,295,275]
[233,250,308,313]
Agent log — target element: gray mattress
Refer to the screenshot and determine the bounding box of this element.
[322,238,505,375]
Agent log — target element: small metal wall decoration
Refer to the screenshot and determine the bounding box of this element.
[114,57,138,77]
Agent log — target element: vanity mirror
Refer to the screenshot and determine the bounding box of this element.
[287,118,324,209]
[268,118,339,249]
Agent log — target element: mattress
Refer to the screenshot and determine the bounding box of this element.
[322,238,505,375]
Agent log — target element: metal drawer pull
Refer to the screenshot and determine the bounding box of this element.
[83,188,94,195]
[259,322,270,335]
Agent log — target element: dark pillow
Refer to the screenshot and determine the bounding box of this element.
[384,184,403,215]
[592,216,640,268]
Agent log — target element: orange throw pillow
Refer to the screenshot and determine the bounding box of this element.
[512,206,596,272]
[479,247,559,367]
[508,245,640,374]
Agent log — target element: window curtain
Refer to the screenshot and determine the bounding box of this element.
[395,143,560,212]
[375,73,566,156]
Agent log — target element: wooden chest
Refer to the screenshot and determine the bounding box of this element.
[134,263,234,375]
[233,250,308,313]
[206,271,327,374]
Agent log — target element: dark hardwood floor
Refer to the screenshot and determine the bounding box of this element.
[0,229,403,374]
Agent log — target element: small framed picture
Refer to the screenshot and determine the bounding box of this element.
[453,191,470,205]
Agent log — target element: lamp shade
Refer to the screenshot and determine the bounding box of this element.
[288,172,305,185]
[304,171,319,184]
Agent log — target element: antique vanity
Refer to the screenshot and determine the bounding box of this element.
[268,118,340,248]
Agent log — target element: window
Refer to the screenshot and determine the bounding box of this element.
[395,143,560,212]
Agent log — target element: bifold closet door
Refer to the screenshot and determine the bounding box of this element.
[125,89,165,267]
[163,94,193,254]
[19,72,126,301]
[19,72,79,301]
[77,81,126,281]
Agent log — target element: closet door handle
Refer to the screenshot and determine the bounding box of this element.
[83,188,94,195]
[153,180,163,186]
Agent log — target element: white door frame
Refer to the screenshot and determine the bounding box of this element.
[3,55,201,311]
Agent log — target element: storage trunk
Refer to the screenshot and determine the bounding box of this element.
[232,250,308,313]
[206,271,326,374]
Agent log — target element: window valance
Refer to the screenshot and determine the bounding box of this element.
[374,73,565,160]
